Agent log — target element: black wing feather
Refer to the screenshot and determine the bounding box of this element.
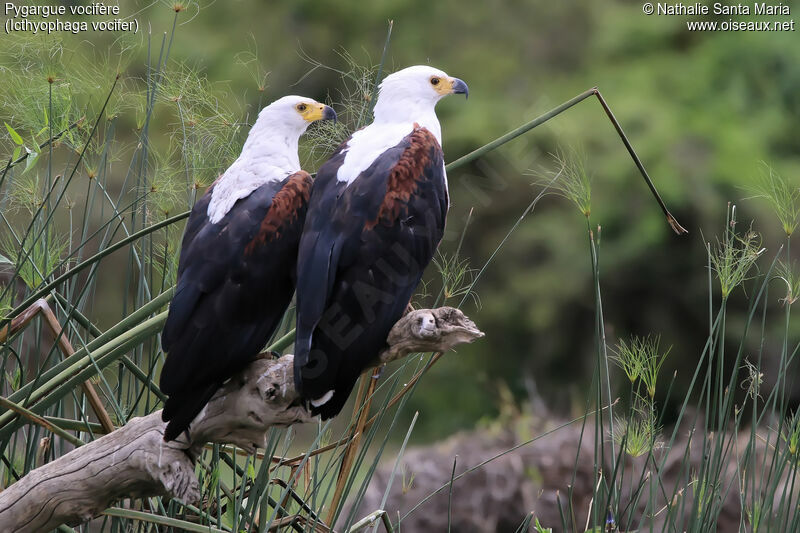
[160,172,311,439]
[294,128,448,418]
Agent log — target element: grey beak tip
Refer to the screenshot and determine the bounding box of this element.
[324,106,338,124]
[452,78,469,99]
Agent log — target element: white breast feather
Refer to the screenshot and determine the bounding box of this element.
[336,122,415,184]
[207,153,295,224]
[441,161,449,200]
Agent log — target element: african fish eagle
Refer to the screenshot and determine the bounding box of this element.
[294,65,468,418]
[160,95,336,441]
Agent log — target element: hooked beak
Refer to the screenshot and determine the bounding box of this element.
[450,77,469,99]
[322,105,337,123]
[306,103,338,123]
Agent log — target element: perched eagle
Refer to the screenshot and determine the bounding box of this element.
[160,95,336,441]
[294,66,468,418]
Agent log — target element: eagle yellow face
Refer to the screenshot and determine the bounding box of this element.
[295,101,338,123]
[429,75,469,98]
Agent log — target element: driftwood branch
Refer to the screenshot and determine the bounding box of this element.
[0,307,482,532]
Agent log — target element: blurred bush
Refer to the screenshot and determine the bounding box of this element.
[2,0,799,442]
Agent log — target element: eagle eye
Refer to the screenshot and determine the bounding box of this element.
[296,103,308,112]
[430,77,440,86]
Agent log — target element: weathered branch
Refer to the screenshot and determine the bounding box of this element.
[0,307,482,532]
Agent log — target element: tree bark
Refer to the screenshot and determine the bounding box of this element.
[0,307,482,532]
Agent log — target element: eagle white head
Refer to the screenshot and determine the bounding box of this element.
[240,95,337,160]
[207,95,336,224]
[372,65,468,126]
[335,65,467,185]
[249,95,337,139]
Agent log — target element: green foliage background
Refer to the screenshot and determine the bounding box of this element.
[2,0,799,442]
